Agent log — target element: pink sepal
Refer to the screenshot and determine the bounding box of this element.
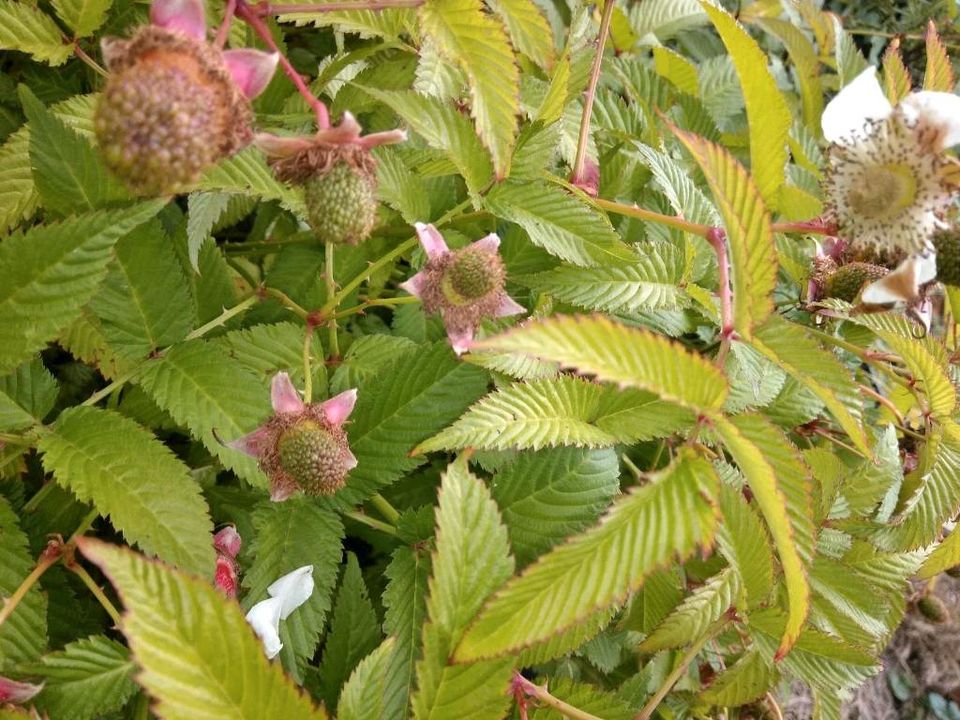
[254,132,315,159]
[496,295,526,317]
[344,448,358,471]
[0,676,43,705]
[214,555,239,598]
[447,327,475,356]
[213,526,242,558]
[269,474,299,502]
[223,49,279,99]
[570,159,600,196]
[150,0,206,40]
[356,128,408,149]
[399,271,428,300]
[271,372,304,414]
[320,388,358,426]
[414,222,449,260]
[225,425,273,458]
[472,233,501,253]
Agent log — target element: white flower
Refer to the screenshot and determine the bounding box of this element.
[244,564,314,659]
[861,251,938,333]
[822,67,960,256]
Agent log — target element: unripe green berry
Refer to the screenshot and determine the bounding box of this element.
[277,420,349,495]
[824,262,889,302]
[917,595,950,624]
[933,227,960,287]
[441,247,505,305]
[303,161,377,245]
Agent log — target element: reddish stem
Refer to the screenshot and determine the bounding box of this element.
[235,0,330,128]
[250,0,422,14]
[707,227,735,341]
[214,0,237,48]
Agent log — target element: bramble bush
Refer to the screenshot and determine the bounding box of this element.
[2,0,960,718]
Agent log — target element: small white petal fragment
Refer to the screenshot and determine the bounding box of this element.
[245,597,284,659]
[861,252,938,305]
[822,67,893,144]
[898,91,960,151]
[267,564,314,620]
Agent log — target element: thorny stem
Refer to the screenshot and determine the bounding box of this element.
[512,673,605,720]
[235,0,330,128]
[261,287,311,320]
[214,0,237,48]
[571,0,616,188]
[250,0,423,14]
[635,623,725,720]
[66,561,122,626]
[325,241,341,359]
[330,295,419,320]
[344,510,398,536]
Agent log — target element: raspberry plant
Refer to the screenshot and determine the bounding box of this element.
[2,0,960,719]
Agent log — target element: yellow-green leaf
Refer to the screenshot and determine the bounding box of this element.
[882,38,912,103]
[924,20,954,92]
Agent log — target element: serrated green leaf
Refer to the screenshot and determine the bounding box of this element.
[703,3,790,207]
[0,128,37,232]
[641,569,738,652]
[23,635,137,720]
[716,484,774,610]
[629,0,706,42]
[411,459,515,720]
[360,87,492,195]
[89,220,195,361]
[338,639,395,720]
[0,201,164,375]
[652,46,698,94]
[241,498,343,683]
[214,322,321,385]
[0,495,47,668]
[20,86,129,214]
[317,553,381,712]
[472,314,729,411]
[486,0,554,69]
[493,447,620,567]
[924,22,954,91]
[420,0,520,177]
[0,1,71,64]
[51,0,109,35]
[921,525,960,579]
[138,340,271,486]
[278,3,412,39]
[529,678,634,720]
[700,648,778,706]
[374,146,431,224]
[329,334,417,395]
[630,142,719,226]
[199,147,304,213]
[0,359,57,431]
[39,406,215,575]
[483,180,636,267]
[454,452,718,661]
[809,556,888,641]
[882,41,911,103]
[756,17,823,131]
[186,192,231,274]
[751,317,868,454]
[713,414,814,658]
[79,540,329,720]
[671,126,775,339]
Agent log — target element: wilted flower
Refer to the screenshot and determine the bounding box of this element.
[245,565,314,659]
[95,0,278,196]
[224,373,358,500]
[400,223,526,355]
[256,113,406,245]
[821,66,960,258]
[213,525,242,598]
[0,675,42,705]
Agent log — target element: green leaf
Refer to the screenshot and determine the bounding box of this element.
[89,220,196,361]
[360,88,492,195]
[345,341,488,502]
[329,334,418,395]
[751,317,868,454]
[19,86,129,214]
[629,142,719,226]
[712,414,815,658]
[419,0,520,177]
[277,3,412,39]
[0,359,58,431]
[703,3,790,208]
[716,484,774,610]
[411,458,516,720]
[79,540,329,720]
[485,0,554,69]
[921,525,960,579]
[374,147,431,224]
[338,639,396,720]
[640,569,739,652]
[317,554,381,712]
[38,406,215,575]
[0,202,165,374]
[0,495,47,668]
[483,180,636,267]
[522,243,686,313]
[23,635,137,720]
[241,498,343,683]
[472,314,729,412]
[0,1,71,64]
[199,147,304,213]
[51,0,109,36]
[756,18,823,131]
[700,648,778,706]
[0,128,38,232]
[671,126,775,339]
[629,0,707,42]
[529,679,634,720]
[924,22,954,91]
[493,447,620,567]
[454,452,718,661]
[138,340,272,486]
[186,192,231,273]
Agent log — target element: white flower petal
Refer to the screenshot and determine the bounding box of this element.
[267,565,314,620]
[860,252,937,305]
[898,91,960,151]
[245,597,283,659]
[821,67,893,144]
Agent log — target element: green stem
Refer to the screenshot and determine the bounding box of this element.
[594,198,714,237]
[370,493,401,523]
[331,295,419,320]
[67,562,122,626]
[513,674,605,720]
[325,241,340,359]
[22,481,55,513]
[0,551,60,628]
[343,510,398,536]
[571,0,615,186]
[262,287,310,320]
[303,326,314,403]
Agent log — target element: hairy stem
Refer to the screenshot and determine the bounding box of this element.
[235,0,330,128]
[261,286,311,320]
[303,326,314,403]
[67,562,122,626]
[325,241,340,360]
[72,42,108,77]
[635,624,723,720]
[251,0,423,14]
[512,673,605,720]
[571,0,616,188]
[370,493,401,523]
[344,510,398,536]
[214,0,237,48]
[594,198,714,237]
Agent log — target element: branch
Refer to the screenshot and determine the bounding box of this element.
[250,0,423,13]
[593,198,714,237]
[512,673,605,720]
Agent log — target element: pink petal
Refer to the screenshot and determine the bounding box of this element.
[213,526,242,558]
[471,233,501,254]
[254,132,315,159]
[225,425,273,458]
[271,372,304,414]
[415,222,449,260]
[357,128,408,149]
[269,474,299,502]
[214,555,239,597]
[343,448,358,471]
[496,295,526,318]
[399,270,428,300]
[446,326,475,355]
[150,0,206,40]
[319,388,358,426]
[223,50,279,99]
[311,112,364,146]
[0,676,43,705]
